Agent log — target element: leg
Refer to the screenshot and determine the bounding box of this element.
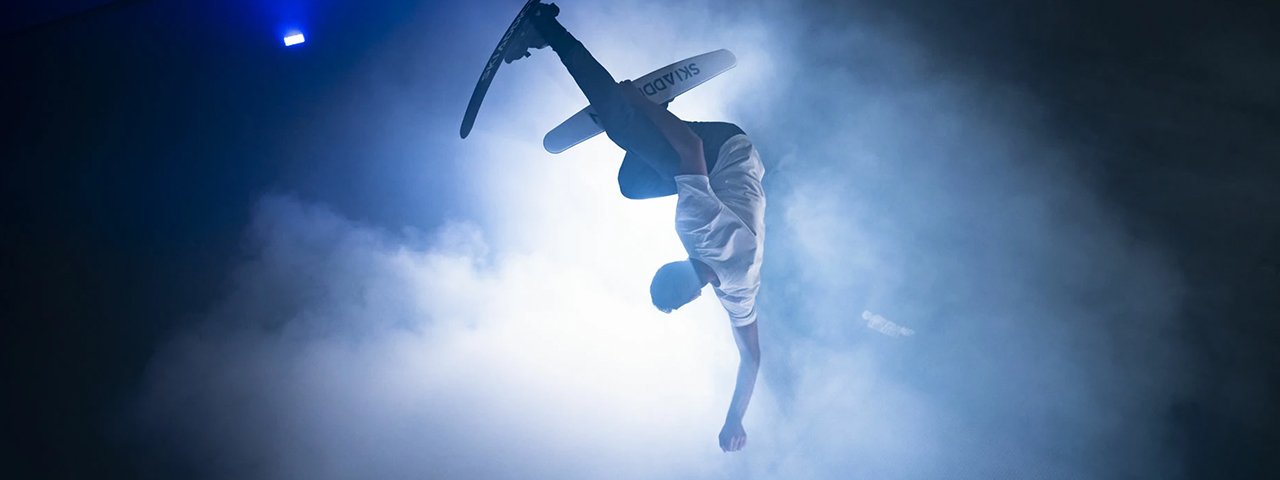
[530,9,682,179]
[616,122,744,200]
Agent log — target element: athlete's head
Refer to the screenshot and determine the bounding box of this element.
[650,259,704,313]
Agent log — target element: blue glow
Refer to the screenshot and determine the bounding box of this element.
[283,32,306,46]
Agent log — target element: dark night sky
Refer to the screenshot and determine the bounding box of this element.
[3,0,1278,478]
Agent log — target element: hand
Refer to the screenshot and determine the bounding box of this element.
[718,420,747,452]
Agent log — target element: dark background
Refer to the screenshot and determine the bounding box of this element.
[3,0,1277,477]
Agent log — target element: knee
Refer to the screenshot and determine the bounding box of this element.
[620,184,665,200]
[619,186,644,200]
[618,174,647,200]
[618,173,674,200]
[618,170,663,200]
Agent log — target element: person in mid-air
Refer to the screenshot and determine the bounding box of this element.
[505,3,765,452]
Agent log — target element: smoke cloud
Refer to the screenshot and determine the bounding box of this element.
[132,1,1193,478]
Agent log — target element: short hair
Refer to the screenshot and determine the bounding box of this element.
[650,260,701,313]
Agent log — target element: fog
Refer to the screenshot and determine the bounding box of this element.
[132,1,1191,478]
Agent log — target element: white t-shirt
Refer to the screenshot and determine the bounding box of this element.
[674,134,765,327]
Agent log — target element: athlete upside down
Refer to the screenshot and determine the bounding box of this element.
[507,2,766,452]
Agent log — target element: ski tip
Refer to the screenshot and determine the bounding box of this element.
[542,136,564,154]
[460,122,473,139]
[718,48,737,67]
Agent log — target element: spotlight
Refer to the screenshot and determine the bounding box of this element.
[283,32,306,47]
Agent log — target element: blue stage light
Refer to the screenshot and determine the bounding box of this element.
[283,32,306,46]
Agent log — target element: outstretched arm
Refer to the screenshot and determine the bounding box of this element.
[720,321,760,452]
[618,80,707,176]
